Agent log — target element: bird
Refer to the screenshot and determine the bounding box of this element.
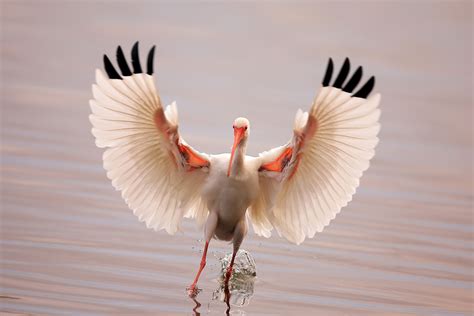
[89,41,381,295]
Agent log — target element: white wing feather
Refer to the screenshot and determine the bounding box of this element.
[90,68,209,234]
[253,86,381,244]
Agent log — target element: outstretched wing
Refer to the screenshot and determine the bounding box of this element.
[250,58,381,244]
[90,42,210,234]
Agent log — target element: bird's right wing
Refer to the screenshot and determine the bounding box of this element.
[250,58,381,244]
[90,42,211,234]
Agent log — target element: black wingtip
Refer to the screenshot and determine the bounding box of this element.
[147,45,156,75]
[131,41,143,74]
[116,46,132,76]
[343,66,363,93]
[333,57,350,88]
[352,76,375,98]
[103,54,122,80]
[322,58,333,87]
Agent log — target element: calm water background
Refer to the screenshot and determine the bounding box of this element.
[1,1,472,315]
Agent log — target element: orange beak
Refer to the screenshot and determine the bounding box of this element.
[227,127,245,177]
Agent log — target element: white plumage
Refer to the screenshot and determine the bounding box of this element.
[89,43,381,293]
[255,90,380,244]
[91,69,209,235]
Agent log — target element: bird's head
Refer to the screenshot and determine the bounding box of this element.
[227,117,250,177]
[233,117,250,137]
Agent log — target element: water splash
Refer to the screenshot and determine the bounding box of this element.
[219,249,257,280]
[212,249,256,307]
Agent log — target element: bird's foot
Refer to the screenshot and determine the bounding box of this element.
[186,284,202,298]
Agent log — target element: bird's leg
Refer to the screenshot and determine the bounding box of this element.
[225,249,237,283]
[187,212,218,296]
[225,219,246,284]
[189,241,209,290]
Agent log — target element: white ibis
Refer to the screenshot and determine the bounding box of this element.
[89,42,381,295]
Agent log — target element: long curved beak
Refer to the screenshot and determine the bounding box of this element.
[227,127,245,177]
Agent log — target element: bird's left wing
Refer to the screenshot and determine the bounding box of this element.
[90,42,210,234]
[250,58,381,244]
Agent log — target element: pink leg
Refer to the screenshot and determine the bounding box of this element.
[223,251,235,312]
[188,241,209,292]
[225,219,246,284]
[224,250,237,284]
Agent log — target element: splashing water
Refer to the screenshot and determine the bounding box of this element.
[219,249,257,280]
[212,249,256,307]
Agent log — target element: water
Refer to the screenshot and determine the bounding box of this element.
[219,250,257,281]
[213,250,257,308]
[1,2,472,315]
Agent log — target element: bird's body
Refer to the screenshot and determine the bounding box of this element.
[89,42,381,295]
[203,153,258,241]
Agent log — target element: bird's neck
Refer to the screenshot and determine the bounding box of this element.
[229,140,247,177]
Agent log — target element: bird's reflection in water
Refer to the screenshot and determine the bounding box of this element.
[212,276,255,308]
[190,296,202,316]
[190,276,255,315]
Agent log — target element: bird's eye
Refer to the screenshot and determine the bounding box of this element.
[245,126,248,130]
